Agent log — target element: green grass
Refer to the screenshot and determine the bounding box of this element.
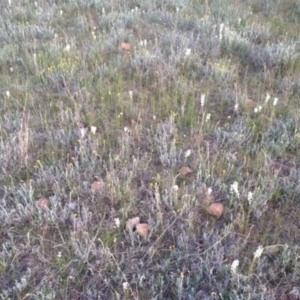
[0,0,300,299]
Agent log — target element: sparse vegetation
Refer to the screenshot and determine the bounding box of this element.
[0,0,300,299]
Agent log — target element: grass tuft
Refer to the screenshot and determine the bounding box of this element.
[0,0,300,299]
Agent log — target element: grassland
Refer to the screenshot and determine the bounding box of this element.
[0,0,300,299]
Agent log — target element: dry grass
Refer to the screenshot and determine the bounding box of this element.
[0,0,300,299]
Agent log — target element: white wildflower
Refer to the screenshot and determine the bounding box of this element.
[254,105,262,113]
[185,48,191,57]
[219,23,224,40]
[185,149,191,158]
[90,126,97,134]
[200,94,206,107]
[207,187,212,195]
[64,44,71,52]
[129,90,133,99]
[114,218,120,228]
[78,127,88,138]
[234,103,239,112]
[123,282,129,290]
[33,53,37,65]
[265,93,270,103]
[247,191,253,204]
[273,97,278,106]
[230,181,240,198]
[172,185,179,191]
[254,245,264,259]
[231,259,239,273]
[206,113,211,122]
[5,90,10,98]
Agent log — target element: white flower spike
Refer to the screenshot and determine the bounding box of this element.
[230,181,240,198]
[185,48,191,57]
[200,94,206,107]
[254,245,264,259]
[185,149,191,158]
[122,282,129,290]
[90,126,97,135]
[231,259,239,273]
[114,218,120,228]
